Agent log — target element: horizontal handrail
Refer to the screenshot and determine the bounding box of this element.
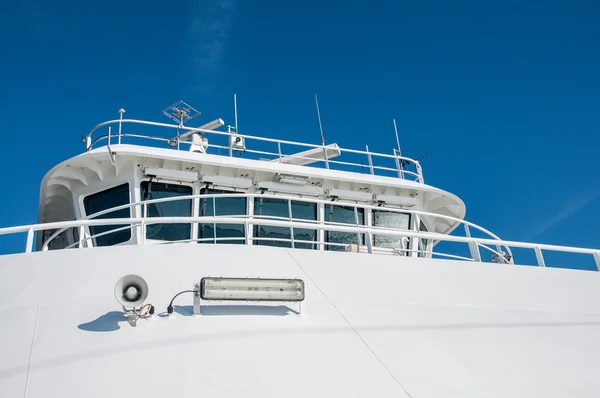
[84,118,424,182]
[2,215,599,269]
[39,193,509,255]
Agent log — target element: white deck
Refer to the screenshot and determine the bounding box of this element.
[2,244,600,397]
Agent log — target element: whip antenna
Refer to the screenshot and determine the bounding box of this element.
[315,94,325,144]
[393,118,402,157]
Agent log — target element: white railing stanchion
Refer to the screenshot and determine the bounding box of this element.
[594,252,600,271]
[415,162,424,183]
[366,145,374,175]
[318,202,325,251]
[464,225,482,262]
[534,246,546,267]
[365,232,373,254]
[394,149,402,178]
[212,196,217,244]
[244,219,250,245]
[25,228,34,253]
[78,226,85,249]
[277,142,282,162]
[322,144,330,169]
[354,206,362,246]
[246,197,254,246]
[140,220,146,245]
[288,199,295,249]
[118,108,125,145]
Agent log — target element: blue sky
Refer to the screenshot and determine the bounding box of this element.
[0,0,599,267]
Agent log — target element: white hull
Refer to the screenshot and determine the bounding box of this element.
[2,244,599,397]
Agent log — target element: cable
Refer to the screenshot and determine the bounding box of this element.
[167,290,195,314]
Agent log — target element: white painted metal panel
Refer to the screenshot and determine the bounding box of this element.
[2,244,600,397]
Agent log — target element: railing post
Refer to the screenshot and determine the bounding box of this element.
[288,199,295,249]
[354,206,362,246]
[118,108,125,145]
[25,228,34,253]
[594,252,600,271]
[107,126,115,164]
[277,142,282,162]
[78,226,85,248]
[212,196,217,244]
[365,145,374,175]
[534,246,546,267]
[415,162,424,183]
[394,149,403,178]
[365,232,373,254]
[246,197,254,246]
[140,220,146,245]
[394,149,404,179]
[464,225,481,262]
[318,202,325,251]
[322,144,330,169]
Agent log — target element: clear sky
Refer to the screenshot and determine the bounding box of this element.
[0,0,598,267]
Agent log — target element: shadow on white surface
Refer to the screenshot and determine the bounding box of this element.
[174,304,299,316]
[78,311,127,332]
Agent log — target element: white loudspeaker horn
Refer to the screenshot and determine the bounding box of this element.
[114,274,149,309]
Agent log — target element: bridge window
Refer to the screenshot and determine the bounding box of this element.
[253,198,317,249]
[325,205,365,251]
[83,183,131,247]
[372,210,410,251]
[199,189,247,244]
[141,181,192,241]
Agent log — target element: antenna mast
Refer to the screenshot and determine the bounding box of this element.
[315,94,325,144]
[393,118,402,157]
[234,93,239,133]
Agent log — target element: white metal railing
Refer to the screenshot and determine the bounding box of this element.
[83,118,424,182]
[40,193,510,255]
[1,193,599,270]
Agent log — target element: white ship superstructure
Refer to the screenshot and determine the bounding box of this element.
[1,101,600,397]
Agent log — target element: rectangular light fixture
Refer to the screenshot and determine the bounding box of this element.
[275,174,310,185]
[201,174,253,189]
[200,277,305,302]
[275,144,341,166]
[257,181,324,196]
[374,194,417,207]
[326,188,373,202]
[144,167,199,182]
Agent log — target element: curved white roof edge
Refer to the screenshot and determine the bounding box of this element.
[38,144,466,234]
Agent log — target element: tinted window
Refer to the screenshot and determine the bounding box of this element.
[253,198,317,249]
[372,210,410,251]
[325,205,365,251]
[141,181,192,241]
[83,183,131,247]
[199,189,247,244]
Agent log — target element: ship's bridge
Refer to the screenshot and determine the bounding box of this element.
[0,105,594,267]
[35,109,475,259]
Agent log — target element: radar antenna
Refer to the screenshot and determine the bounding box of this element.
[162,100,200,126]
[399,152,432,167]
[162,100,200,149]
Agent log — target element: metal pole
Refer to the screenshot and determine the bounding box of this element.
[315,94,325,145]
[288,199,295,249]
[366,145,374,175]
[234,94,238,133]
[118,108,125,145]
[393,119,404,179]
